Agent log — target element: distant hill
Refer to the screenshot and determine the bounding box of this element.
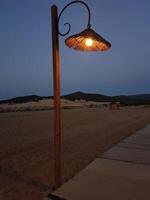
[128,94,150,101]
[63,91,111,102]
[0,92,150,106]
[112,94,150,105]
[63,92,150,105]
[0,95,52,105]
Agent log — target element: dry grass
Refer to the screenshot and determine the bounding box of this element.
[0,106,150,200]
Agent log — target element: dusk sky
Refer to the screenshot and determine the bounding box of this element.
[0,0,150,100]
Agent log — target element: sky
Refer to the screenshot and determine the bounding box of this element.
[0,0,150,100]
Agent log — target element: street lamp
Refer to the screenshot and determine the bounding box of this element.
[51,0,111,189]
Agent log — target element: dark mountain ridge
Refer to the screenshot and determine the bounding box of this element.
[63,91,112,102]
[0,95,52,105]
[0,91,150,106]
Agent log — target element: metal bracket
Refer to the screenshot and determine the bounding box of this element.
[57,0,91,36]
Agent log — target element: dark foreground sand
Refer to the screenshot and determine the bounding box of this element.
[0,106,150,200]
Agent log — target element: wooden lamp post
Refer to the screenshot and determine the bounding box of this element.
[51,0,111,189]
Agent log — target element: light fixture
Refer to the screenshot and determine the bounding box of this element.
[58,1,111,52]
[65,27,111,51]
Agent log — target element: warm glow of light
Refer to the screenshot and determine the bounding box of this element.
[85,38,93,46]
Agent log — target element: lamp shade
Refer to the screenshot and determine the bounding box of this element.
[65,28,111,51]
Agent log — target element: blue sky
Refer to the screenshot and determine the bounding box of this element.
[0,0,150,100]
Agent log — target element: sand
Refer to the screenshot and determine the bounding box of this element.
[0,99,109,112]
[0,105,150,200]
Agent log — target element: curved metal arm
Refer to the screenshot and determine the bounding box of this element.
[58,0,91,36]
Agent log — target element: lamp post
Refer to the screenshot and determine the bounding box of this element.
[51,0,111,189]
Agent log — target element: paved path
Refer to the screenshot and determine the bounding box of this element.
[48,125,150,200]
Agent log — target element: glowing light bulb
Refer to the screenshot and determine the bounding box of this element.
[85,38,93,46]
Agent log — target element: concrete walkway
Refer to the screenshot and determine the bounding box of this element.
[49,125,150,200]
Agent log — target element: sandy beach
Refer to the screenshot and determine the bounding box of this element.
[0,104,150,200]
